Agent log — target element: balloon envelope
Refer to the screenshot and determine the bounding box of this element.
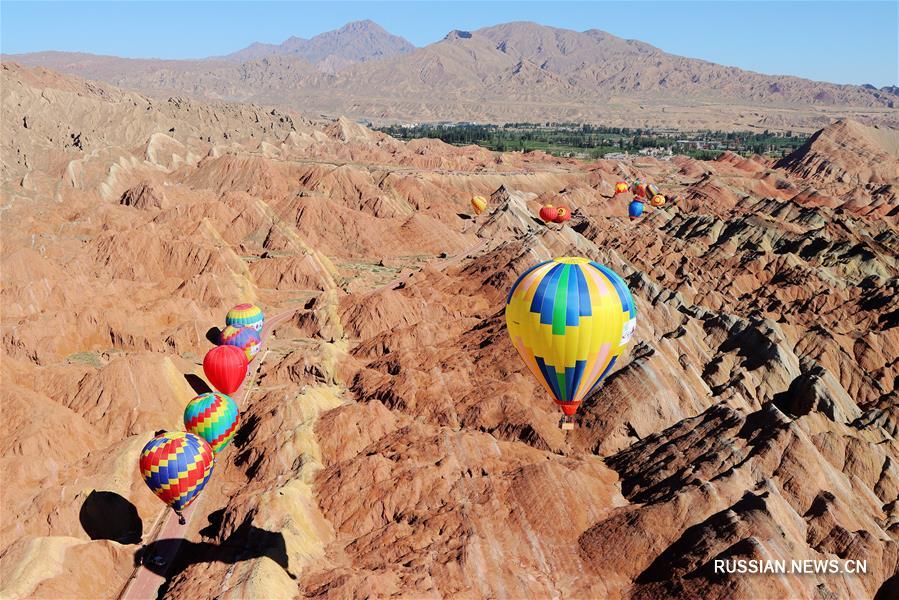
[184,392,239,453]
[221,325,261,361]
[633,183,647,199]
[203,345,248,394]
[651,194,666,207]
[614,181,629,195]
[553,206,571,223]
[471,196,487,215]
[539,205,558,223]
[226,303,264,332]
[505,258,637,417]
[646,183,661,198]
[139,431,214,511]
[628,200,645,220]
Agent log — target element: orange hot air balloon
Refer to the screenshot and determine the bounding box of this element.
[539,205,559,223]
[554,206,572,223]
[471,196,487,215]
[614,181,629,195]
[650,194,666,207]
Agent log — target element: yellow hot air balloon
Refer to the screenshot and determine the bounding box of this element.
[471,196,487,215]
[505,257,637,429]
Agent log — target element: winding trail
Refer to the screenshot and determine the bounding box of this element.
[118,307,298,600]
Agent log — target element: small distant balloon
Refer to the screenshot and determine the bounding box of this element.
[226,304,264,333]
[614,181,629,195]
[646,183,661,198]
[184,392,240,454]
[539,205,559,223]
[554,206,572,223]
[471,196,487,215]
[632,182,647,199]
[650,194,666,207]
[220,325,261,362]
[628,200,645,220]
[203,345,247,395]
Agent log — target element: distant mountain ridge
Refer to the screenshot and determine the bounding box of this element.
[219,20,415,73]
[5,20,898,131]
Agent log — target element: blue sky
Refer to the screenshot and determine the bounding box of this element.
[2,1,897,86]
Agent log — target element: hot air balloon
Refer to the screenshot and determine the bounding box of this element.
[139,431,214,520]
[226,304,264,333]
[184,392,239,454]
[505,258,637,429]
[650,194,666,207]
[539,205,559,223]
[554,206,572,223]
[614,181,629,195]
[203,345,248,395]
[632,182,647,199]
[628,200,645,221]
[471,196,487,215]
[220,325,261,362]
[646,183,661,199]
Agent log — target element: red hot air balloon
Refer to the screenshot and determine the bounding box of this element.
[554,206,572,223]
[539,205,559,223]
[203,345,248,395]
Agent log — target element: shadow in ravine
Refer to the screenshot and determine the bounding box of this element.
[80,490,142,544]
[184,373,212,395]
[135,510,296,585]
[206,327,221,345]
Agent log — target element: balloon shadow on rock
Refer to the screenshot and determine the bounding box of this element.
[184,373,212,395]
[80,490,142,544]
[135,510,296,586]
[206,327,221,345]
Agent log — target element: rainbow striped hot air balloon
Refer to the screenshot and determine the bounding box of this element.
[220,325,261,361]
[226,303,264,333]
[139,431,214,512]
[184,392,239,454]
[505,257,637,427]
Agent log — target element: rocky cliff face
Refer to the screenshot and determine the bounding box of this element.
[0,64,896,599]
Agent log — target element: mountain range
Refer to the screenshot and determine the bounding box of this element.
[5,20,899,130]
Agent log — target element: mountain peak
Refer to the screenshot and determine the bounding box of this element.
[223,20,414,71]
[338,19,384,33]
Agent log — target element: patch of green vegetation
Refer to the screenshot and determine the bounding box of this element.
[67,351,102,369]
[374,122,808,159]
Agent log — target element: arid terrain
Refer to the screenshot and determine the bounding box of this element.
[7,21,898,131]
[0,61,897,600]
